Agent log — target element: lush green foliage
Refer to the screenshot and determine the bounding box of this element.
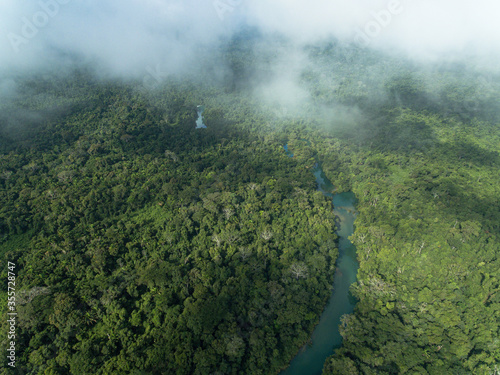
[1,36,499,375]
[0,76,338,374]
[312,51,500,374]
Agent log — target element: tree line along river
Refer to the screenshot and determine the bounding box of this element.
[281,144,359,375]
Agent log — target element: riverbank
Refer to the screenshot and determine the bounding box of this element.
[280,147,359,375]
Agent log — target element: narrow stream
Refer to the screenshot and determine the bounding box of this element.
[281,145,359,375]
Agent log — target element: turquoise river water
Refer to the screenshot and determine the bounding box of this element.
[280,145,359,375]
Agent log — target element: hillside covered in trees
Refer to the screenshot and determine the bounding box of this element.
[1,33,499,375]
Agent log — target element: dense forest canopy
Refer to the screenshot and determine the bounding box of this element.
[1,8,499,375]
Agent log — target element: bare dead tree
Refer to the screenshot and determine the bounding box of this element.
[238,247,252,260]
[164,150,179,162]
[17,287,51,305]
[261,230,273,241]
[289,262,309,280]
[417,241,425,254]
[222,207,234,220]
[212,234,222,247]
[0,170,13,180]
[225,232,239,245]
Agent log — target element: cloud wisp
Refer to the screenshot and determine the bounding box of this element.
[1,0,500,80]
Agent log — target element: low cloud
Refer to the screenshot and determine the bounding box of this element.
[0,0,499,130]
[0,0,242,78]
[243,0,500,62]
[1,0,499,79]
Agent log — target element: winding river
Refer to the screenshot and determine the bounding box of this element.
[281,145,359,375]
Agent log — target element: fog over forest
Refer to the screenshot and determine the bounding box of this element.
[1,0,500,77]
[2,0,499,133]
[1,2,499,375]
